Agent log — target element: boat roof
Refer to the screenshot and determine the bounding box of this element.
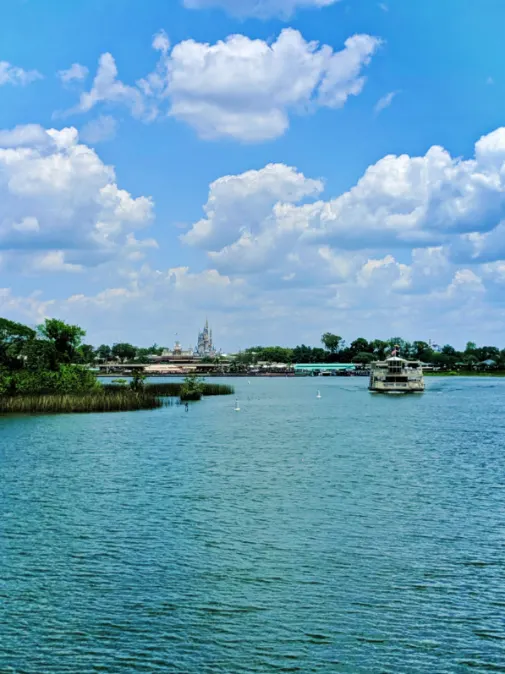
[373,356,422,365]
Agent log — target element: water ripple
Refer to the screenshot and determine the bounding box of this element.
[1,376,505,673]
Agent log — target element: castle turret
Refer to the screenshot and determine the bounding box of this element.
[196,319,217,357]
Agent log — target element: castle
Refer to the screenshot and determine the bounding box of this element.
[151,320,218,363]
[195,319,217,357]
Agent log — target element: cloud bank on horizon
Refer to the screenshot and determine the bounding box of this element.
[2,0,505,348]
[2,121,505,347]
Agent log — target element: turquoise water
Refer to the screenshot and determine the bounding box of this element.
[1,376,505,673]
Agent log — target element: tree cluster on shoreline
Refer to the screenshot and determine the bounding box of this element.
[231,334,505,371]
[3,317,505,390]
[0,317,234,407]
[0,317,99,395]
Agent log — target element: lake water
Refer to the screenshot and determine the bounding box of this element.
[1,376,505,673]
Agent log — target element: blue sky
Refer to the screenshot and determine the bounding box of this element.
[1,0,505,349]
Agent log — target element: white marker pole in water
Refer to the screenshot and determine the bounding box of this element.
[235,399,241,411]
[317,390,321,399]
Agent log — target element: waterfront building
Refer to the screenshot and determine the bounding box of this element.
[142,321,222,374]
[160,340,194,359]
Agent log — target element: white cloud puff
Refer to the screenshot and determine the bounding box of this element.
[58,63,89,84]
[182,126,505,303]
[62,29,381,142]
[168,30,381,141]
[0,61,42,86]
[182,163,323,250]
[64,53,149,120]
[0,124,154,270]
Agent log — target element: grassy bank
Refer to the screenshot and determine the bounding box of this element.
[0,381,234,415]
[0,391,167,414]
[105,382,235,397]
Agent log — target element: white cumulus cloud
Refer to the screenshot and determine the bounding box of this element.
[182,163,323,250]
[0,124,154,271]
[0,61,42,86]
[58,63,89,84]
[61,29,381,142]
[168,30,381,141]
[181,125,505,308]
[62,53,149,120]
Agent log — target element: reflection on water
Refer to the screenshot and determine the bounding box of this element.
[1,376,505,673]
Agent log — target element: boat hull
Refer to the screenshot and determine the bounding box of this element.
[369,383,424,394]
[369,388,424,394]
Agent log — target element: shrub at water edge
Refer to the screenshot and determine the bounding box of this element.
[180,373,204,402]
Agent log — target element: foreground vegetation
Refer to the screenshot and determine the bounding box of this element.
[0,391,167,415]
[0,317,233,414]
[105,381,235,398]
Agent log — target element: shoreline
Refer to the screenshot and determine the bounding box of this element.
[96,371,505,379]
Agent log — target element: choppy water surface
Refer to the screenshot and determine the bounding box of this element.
[2,376,505,673]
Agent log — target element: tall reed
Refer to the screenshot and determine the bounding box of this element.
[105,382,235,397]
[0,391,167,414]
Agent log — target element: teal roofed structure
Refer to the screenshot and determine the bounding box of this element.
[294,363,357,371]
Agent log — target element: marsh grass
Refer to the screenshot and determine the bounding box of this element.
[105,382,235,397]
[0,391,168,414]
[0,381,235,415]
[180,391,202,402]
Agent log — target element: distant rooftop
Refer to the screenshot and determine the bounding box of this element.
[294,363,357,370]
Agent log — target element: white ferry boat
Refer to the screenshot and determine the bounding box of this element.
[369,349,425,394]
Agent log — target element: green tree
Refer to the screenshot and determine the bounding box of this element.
[349,338,371,359]
[411,341,434,362]
[20,339,58,372]
[292,345,313,363]
[257,346,293,363]
[96,344,112,361]
[0,318,37,369]
[180,373,204,401]
[352,352,375,364]
[476,346,500,363]
[38,318,86,364]
[321,333,342,354]
[78,344,96,364]
[130,371,146,391]
[111,342,137,362]
[370,339,388,359]
[311,347,328,362]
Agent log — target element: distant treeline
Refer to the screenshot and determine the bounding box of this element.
[3,318,505,389]
[231,334,505,370]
